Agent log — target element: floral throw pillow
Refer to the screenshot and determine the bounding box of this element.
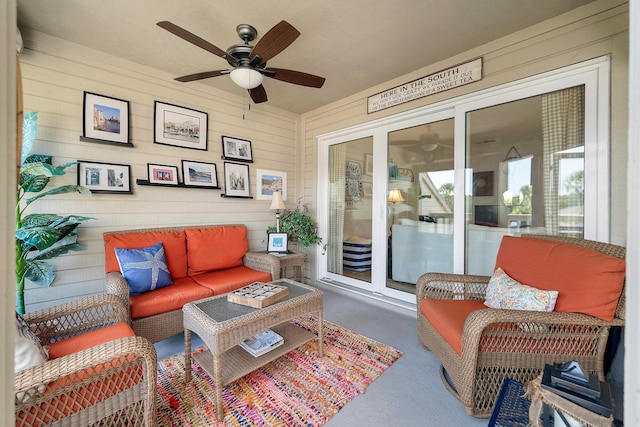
[484,267,558,312]
[115,241,172,296]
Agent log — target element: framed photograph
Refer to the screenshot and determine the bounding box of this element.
[182,160,218,188]
[77,160,131,194]
[222,136,253,163]
[147,163,179,186]
[362,182,373,197]
[256,169,287,200]
[473,171,494,196]
[397,168,414,182]
[82,92,131,145]
[154,101,208,151]
[223,162,251,197]
[267,232,288,253]
[365,154,374,176]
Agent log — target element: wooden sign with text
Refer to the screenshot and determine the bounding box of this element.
[367,58,482,113]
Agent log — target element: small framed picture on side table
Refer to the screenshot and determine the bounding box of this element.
[267,232,288,254]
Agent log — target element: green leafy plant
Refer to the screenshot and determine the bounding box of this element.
[267,198,324,258]
[15,112,93,314]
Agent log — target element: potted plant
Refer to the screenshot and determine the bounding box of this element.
[267,198,324,259]
[15,112,93,314]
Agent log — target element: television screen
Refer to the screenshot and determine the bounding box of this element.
[474,205,499,227]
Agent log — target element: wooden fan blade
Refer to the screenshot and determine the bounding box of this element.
[175,70,228,82]
[267,68,326,88]
[250,20,300,63]
[157,21,227,58]
[249,85,268,103]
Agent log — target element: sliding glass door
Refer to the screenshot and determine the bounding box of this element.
[317,57,609,305]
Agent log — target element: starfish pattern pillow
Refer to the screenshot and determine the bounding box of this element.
[115,241,172,296]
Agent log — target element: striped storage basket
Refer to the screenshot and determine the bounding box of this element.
[343,238,372,272]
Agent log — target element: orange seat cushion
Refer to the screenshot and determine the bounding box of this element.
[129,276,214,319]
[421,298,486,356]
[47,322,135,360]
[192,266,273,295]
[104,229,188,279]
[495,236,625,321]
[186,226,248,275]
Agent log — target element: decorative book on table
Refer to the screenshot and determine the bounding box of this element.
[239,329,284,357]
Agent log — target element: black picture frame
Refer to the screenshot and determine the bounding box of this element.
[267,232,289,253]
[77,160,132,194]
[82,92,131,146]
[181,160,219,188]
[473,171,494,196]
[147,163,179,186]
[222,135,253,163]
[223,162,251,197]
[154,101,208,151]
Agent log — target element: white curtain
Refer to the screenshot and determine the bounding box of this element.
[541,85,585,235]
[328,144,346,274]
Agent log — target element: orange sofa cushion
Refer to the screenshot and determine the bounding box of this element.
[192,266,273,295]
[495,236,625,321]
[47,322,135,360]
[129,276,214,319]
[421,298,486,356]
[186,226,248,275]
[104,229,188,279]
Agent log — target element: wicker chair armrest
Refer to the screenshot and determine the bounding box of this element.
[15,336,157,407]
[244,251,281,280]
[416,272,491,301]
[461,308,620,365]
[23,293,130,343]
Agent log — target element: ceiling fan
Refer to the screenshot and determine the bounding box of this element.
[157,20,326,104]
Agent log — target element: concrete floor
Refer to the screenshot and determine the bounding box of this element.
[155,281,489,426]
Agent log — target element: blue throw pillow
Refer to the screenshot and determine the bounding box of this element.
[115,242,172,296]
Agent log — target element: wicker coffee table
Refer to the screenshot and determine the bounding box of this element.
[183,278,324,421]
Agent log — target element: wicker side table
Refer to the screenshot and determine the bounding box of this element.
[260,251,304,283]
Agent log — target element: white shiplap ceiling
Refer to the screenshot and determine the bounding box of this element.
[17,0,595,114]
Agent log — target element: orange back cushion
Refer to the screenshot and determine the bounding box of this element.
[495,236,625,321]
[186,226,248,274]
[104,230,188,279]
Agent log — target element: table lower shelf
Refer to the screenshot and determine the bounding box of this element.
[192,322,317,386]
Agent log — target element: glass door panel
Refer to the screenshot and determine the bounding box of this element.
[327,137,373,285]
[387,119,455,294]
[465,86,585,275]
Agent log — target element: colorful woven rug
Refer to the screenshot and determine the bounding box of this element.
[156,315,402,426]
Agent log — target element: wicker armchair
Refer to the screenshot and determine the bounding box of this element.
[416,235,625,418]
[15,294,157,427]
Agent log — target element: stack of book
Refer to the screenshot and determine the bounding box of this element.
[540,361,613,421]
[239,329,284,357]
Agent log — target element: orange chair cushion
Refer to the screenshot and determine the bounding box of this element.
[192,266,273,295]
[421,298,486,356]
[129,276,214,319]
[104,230,188,279]
[186,226,248,275]
[495,236,625,321]
[18,324,142,427]
[47,322,135,360]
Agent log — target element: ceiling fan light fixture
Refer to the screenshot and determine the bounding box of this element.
[230,67,263,89]
[421,143,438,152]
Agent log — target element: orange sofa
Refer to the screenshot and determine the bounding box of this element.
[105,224,280,343]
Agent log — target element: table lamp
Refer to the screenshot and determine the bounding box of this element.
[388,189,404,225]
[269,191,286,232]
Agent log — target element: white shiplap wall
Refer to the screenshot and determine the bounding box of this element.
[19,29,300,312]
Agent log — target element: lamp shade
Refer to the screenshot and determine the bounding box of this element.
[230,67,264,89]
[269,191,286,210]
[388,189,404,203]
